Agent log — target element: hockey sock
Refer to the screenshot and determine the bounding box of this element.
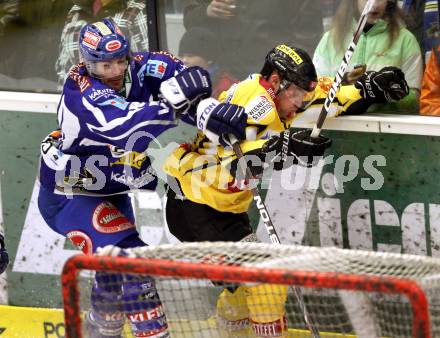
[122,274,169,338]
[89,272,125,335]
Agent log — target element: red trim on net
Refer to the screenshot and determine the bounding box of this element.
[61,254,431,338]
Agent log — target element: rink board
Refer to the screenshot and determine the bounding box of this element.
[0,305,65,338]
[0,304,360,338]
[0,305,132,338]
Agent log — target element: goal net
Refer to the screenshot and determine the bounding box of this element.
[61,242,440,338]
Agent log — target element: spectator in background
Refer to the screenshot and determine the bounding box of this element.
[402,0,439,62]
[178,27,238,98]
[55,0,149,89]
[0,0,71,91]
[313,0,423,113]
[320,0,341,31]
[0,0,18,36]
[182,0,324,79]
[420,43,440,115]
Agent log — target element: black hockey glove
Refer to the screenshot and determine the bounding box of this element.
[355,66,409,103]
[0,234,9,274]
[262,128,331,170]
[196,98,247,147]
[160,66,212,114]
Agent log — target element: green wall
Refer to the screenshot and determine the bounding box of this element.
[2,111,440,307]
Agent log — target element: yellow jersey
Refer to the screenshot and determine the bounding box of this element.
[163,74,364,213]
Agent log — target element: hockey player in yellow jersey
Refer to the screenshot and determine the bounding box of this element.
[164,44,409,337]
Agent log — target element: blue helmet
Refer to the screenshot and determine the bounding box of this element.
[79,18,130,62]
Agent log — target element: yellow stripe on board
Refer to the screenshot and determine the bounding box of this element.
[287,328,357,337]
[0,305,65,338]
[0,305,133,338]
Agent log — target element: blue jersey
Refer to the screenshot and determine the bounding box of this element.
[39,51,186,196]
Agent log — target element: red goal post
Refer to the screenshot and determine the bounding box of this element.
[61,243,434,338]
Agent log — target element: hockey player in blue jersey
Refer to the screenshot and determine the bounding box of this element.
[37,18,247,338]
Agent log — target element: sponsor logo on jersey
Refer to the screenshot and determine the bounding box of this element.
[217,317,249,331]
[67,230,93,255]
[105,40,122,52]
[251,317,286,336]
[98,97,130,110]
[145,60,167,79]
[82,31,101,50]
[88,88,115,101]
[110,167,156,189]
[266,87,276,99]
[276,44,303,65]
[137,60,167,85]
[246,95,273,121]
[92,202,135,233]
[110,151,147,170]
[102,311,124,322]
[127,305,165,322]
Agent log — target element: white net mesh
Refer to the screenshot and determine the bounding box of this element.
[68,242,440,338]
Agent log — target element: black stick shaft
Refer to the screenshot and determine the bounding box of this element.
[310,0,375,138]
[231,140,321,338]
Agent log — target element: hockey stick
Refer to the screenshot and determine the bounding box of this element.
[230,137,321,338]
[310,0,375,138]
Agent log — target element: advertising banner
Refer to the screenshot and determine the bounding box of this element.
[2,112,440,308]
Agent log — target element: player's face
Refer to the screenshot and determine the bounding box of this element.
[94,57,128,91]
[277,83,307,119]
[358,0,388,24]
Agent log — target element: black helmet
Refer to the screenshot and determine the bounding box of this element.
[262,44,317,92]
